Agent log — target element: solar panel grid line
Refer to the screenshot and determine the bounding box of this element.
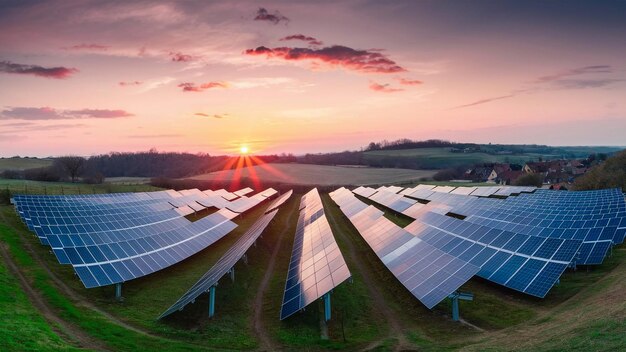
[280,188,351,320]
[330,189,479,309]
[158,209,279,319]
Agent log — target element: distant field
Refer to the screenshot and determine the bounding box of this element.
[189,163,436,186]
[0,157,52,171]
[363,146,624,169]
[0,179,160,196]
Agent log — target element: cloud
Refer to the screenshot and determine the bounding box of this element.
[0,61,78,79]
[254,7,289,24]
[0,107,132,120]
[178,81,228,92]
[279,34,323,46]
[128,134,182,139]
[534,65,612,83]
[62,43,109,51]
[369,81,404,93]
[195,113,228,119]
[245,45,406,74]
[396,77,423,86]
[119,81,143,86]
[453,94,515,109]
[169,52,195,62]
[549,79,624,89]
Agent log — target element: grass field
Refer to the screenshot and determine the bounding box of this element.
[363,146,624,169]
[0,157,53,171]
[0,186,625,351]
[0,178,159,196]
[189,163,436,186]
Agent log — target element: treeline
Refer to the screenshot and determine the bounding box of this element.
[364,139,455,151]
[1,150,297,184]
[574,149,626,191]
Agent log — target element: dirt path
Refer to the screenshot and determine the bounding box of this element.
[0,209,160,340]
[0,242,109,351]
[251,203,298,351]
[324,204,411,351]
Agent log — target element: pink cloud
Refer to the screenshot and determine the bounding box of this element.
[119,81,143,86]
[279,34,323,46]
[369,81,403,93]
[0,61,78,79]
[62,43,110,51]
[169,52,195,62]
[254,7,289,24]
[1,107,132,120]
[178,81,229,92]
[245,45,406,74]
[396,77,423,85]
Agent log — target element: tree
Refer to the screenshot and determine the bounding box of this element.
[54,156,86,182]
[514,173,544,187]
[574,150,626,191]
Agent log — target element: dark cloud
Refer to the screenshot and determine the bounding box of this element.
[178,81,228,92]
[0,61,78,79]
[0,107,132,120]
[245,45,406,74]
[169,52,194,62]
[535,65,612,83]
[62,43,109,51]
[119,81,143,86]
[396,77,423,85]
[195,113,228,119]
[254,7,289,24]
[369,81,403,93]
[280,34,323,46]
[552,79,624,89]
[454,94,515,109]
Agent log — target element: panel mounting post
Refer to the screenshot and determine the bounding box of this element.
[448,291,473,322]
[115,283,122,301]
[230,267,235,282]
[323,292,331,322]
[208,285,216,318]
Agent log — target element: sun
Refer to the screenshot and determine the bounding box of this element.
[239,145,249,155]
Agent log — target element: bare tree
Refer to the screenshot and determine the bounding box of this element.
[54,156,85,183]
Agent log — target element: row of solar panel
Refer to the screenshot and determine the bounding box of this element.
[13,188,278,289]
[159,192,290,319]
[280,188,351,320]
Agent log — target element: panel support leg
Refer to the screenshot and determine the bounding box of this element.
[208,285,216,318]
[115,283,122,301]
[242,254,248,265]
[451,295,459,322]
[323,293,331,322]
[230,267,235,282]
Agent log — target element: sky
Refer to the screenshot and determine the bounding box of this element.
[1,0,625,157]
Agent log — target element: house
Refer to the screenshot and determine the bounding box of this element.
[496,170,524,185]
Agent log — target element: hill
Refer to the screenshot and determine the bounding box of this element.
[0,157,52,171]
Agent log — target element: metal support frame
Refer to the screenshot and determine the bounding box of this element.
[448,291,473,322]
[242,253,248,265]
[208,285,216,318]
[115,283,122,301]
[230,267,235,282]
[323,292,331,322]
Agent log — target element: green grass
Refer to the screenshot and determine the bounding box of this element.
[0,185,625,351]
[0,179,160,196]
[0,227,78,351]
[0,157,53,171]
[363,146,624,170]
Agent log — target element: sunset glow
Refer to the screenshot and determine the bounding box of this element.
[1,1,625,157]
[240,146,249,155]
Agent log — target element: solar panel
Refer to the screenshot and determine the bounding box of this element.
[330,187,479,309]
[12,188,278,289]
[234,187,254,197]
[405,212,582,297]
[159,207,281,319]
[368,189,417,213]
[266,190,293,213]
[280,188,351,320]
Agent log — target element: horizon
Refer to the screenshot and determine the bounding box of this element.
[1,1,626,156]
